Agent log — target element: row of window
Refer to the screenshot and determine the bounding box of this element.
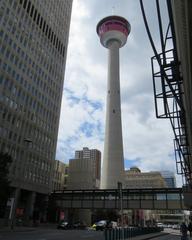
[0,105,55,153]
[24,170,49,185]
[0,139,53,175]
[19,0,65,57]
[0,32,61,106]
[0,121,54,160]
[0,6,64,92]
[0,72,58,133]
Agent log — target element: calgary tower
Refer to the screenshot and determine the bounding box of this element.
[97,16,131,188]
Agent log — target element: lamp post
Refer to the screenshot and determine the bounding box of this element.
[118,182,123,226]
[118,181,124,240]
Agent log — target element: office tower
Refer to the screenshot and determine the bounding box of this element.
[0,0,72,220]
[96,16,131,188]
[68,147,101,189]
[161,171,176,188]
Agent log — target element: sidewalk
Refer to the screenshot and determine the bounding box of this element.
[0,226,36,232]
[0,223,58,232]
[131,232,169,239]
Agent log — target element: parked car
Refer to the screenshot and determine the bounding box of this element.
[73,221,87,229]
[109,221,118,228]
[95,220,107,231]
[57,221,73,230]
[172,224,180,229]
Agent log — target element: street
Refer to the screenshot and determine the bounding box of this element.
[0,228,190,240]
[151,234,180,240]
[0,229,105,240]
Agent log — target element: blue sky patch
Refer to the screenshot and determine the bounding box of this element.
[80,121,95,137]
[124,157,141,169]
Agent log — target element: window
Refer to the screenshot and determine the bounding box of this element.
[0,29,4,37]
[30,5,34,17]
[26,1,31,13]
[33,9,37,21]
[23,0,28,9]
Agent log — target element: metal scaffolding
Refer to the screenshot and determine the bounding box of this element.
[139,0,192,184]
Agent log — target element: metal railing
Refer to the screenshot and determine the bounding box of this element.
[104,227,163,240]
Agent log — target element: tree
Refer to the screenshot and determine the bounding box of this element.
[0,152,12,217]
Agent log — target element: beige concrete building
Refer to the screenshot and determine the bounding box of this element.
[52,160,68,191]
[0,0,72,221]
[67,147,101,225]
[68,147,101,189]
[124,167,167,226]
[124,167,167,189]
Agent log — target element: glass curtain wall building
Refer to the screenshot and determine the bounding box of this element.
[0,0,72,221]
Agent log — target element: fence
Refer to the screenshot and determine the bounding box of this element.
[104,227,163,240]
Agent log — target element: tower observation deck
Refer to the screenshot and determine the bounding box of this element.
[97,16,131,189]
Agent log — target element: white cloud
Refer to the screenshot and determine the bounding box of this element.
[56,0,182,187]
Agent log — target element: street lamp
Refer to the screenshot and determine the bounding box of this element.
[118,182,124,240]
[118,182,123,226]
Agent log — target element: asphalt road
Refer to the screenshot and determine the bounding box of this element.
[0,228,190,240]
[151,234,181,239]
[0,229,105,240]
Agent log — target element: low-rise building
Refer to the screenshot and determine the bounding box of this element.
[160,171,176,188]
[124,167,167,189]
[124,167,167,226]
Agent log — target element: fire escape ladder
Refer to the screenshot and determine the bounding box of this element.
[140,0,192,183]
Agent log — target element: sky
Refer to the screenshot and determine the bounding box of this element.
[56,0,182,186]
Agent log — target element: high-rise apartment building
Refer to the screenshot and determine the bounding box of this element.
[0,0,72,221]
[68,147,101,189]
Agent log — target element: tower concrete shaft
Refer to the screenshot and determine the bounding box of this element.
[101,40,124,188]
[97,16,131,189]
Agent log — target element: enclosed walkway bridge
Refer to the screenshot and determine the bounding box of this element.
[50,188,187,210]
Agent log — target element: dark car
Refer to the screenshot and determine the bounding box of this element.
[73,221,87,230]
[57,221,73,230]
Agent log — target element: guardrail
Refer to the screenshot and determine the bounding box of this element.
[104,227,163,240]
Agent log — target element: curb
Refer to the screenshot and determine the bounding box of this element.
[133,232,169,240]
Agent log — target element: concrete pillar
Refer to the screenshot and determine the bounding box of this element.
[101,40,124,189]
[25,191,36,223]
[10,188,20,229]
